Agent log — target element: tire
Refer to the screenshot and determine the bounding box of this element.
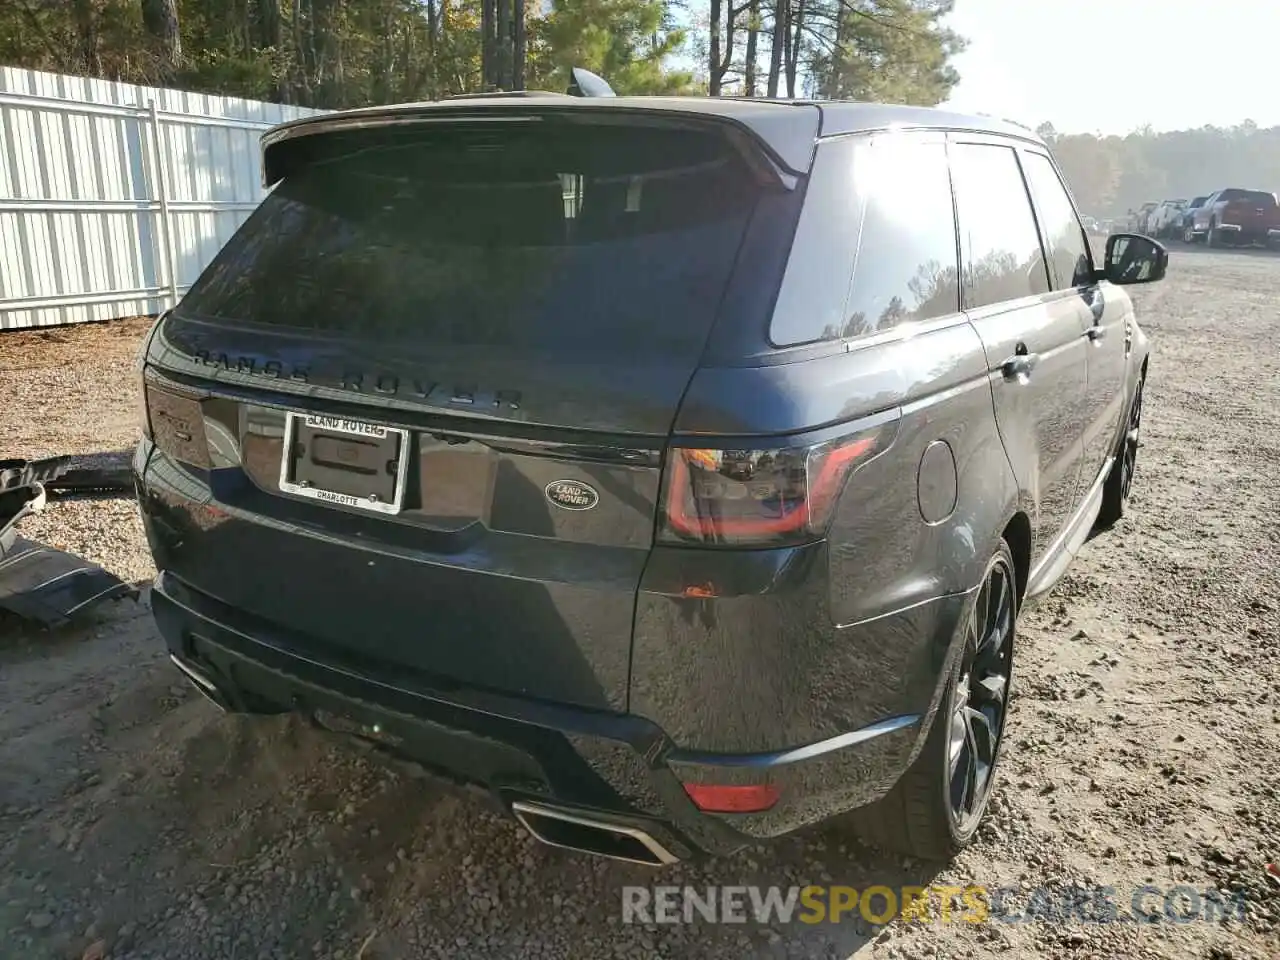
[1182,223,1196,244]
[1096,373,1144,530]
[1206,220,1218,247]
[846,541,1017,860]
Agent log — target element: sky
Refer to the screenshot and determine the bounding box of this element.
[941,0,1280,135]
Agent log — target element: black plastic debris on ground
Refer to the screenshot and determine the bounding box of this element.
[0,536,137,626]
[0,452,137,627]
[0,450,134,501]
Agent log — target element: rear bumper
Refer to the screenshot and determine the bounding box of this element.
[137,432,971,859]
[150,571,942,858]
[1216,223,1276,243]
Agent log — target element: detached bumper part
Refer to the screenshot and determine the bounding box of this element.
[0,453,137,626]
[0,536,136,626]
[0,452,134,500]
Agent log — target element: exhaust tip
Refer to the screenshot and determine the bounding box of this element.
[511,801,679,867]
[169,653,229,712]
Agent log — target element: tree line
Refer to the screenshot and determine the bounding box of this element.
[1040,121,1280,219]
[8,3,1275,219]
[1,0,963,107]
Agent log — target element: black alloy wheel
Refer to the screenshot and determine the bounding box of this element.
[1096,373,1145,529]
[946,550,1015,835]
[1118,375,1143,503]
[847,540,1019,859]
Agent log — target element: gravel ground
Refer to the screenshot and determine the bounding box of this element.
[0,317,157,585]
[1,250,1277,960]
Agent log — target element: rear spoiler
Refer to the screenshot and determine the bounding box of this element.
[260,101,811,190]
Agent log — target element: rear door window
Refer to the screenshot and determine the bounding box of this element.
[180,121,764,357]
[769,133,959,347]
[1020,151,1093,289]
[949,142,1050,310]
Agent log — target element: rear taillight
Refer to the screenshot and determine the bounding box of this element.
[659,421,894,547]
[137,371,152,441]
[135,312,165,442]
[143,374,211,468]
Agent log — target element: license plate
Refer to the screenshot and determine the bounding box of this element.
[278,413,411,515]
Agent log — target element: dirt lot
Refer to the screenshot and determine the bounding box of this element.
[1,251,1277,960]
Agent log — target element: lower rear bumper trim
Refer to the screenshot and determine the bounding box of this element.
[667,714,920,768]
[148,571,949,851]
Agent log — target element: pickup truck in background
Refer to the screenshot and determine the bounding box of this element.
[1148,199,1187,239]
[1133,201,1159,234]
[1176,196,1209,242]
[1186,188,1280,247]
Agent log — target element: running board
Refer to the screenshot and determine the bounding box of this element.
[1025,455,1111,603]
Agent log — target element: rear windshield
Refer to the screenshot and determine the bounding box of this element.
[180,121,763,355]
[1218,189,1277,205]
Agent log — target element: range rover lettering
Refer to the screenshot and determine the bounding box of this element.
[134,93,1163,864]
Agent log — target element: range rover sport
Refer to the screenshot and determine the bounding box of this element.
[133,95,1164,865]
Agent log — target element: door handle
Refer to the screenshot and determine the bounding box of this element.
[1087,326,1106,341]
[1001,352,1039,382]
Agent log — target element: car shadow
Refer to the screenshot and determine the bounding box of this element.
[755,826,946,955]
[0,588,147,656]
[40,603,959,958]
[537,822,949,956]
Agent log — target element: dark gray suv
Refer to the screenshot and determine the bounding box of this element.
[133,96,1163,865]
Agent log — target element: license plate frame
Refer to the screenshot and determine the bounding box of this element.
[278,413,411,516]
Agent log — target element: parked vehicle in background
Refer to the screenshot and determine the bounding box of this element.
[133,96,1162,867]
[1149,200,1186,239]
[1186,188,1280,247]
[1177,196,1209,241]
[1133,201,1159,235]
[1100,218,1115,234]
[1081,214,1099,233]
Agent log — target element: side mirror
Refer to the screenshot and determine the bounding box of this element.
[1101,233,1168,285]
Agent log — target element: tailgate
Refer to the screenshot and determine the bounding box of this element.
[1222,194,1277,227]
[142,113,800,711]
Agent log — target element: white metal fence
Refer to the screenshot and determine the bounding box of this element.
[0,66,326,330]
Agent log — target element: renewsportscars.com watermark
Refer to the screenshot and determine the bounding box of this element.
[621,885,1249,926]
